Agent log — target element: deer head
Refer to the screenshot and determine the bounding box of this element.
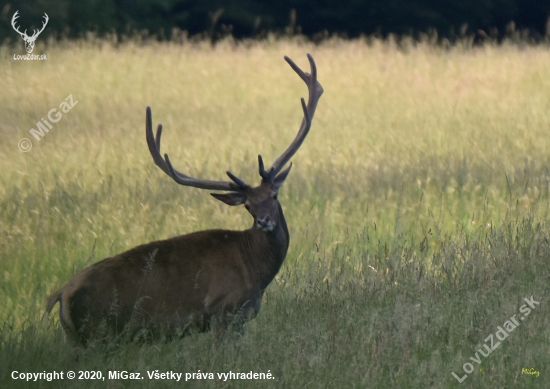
[145,54,323,234]
[11,11,49,54]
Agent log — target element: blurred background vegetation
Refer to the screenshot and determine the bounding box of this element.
[1,0,550,43]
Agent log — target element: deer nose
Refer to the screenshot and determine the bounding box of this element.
[256,216,275,231]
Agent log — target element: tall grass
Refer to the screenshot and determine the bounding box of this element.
[1,38,549,388]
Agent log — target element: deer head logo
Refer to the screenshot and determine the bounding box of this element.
[11,11,49,54]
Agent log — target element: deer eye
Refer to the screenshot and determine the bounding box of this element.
[273,194,278,200]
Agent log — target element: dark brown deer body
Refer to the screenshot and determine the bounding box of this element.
[46,54,323,344]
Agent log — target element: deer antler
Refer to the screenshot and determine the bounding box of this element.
[259,54,324,183]
[11,11,48,41]
[11,11,28,39]
[145,54,323,192]
[146,107,248,192]
[30,13,49,40]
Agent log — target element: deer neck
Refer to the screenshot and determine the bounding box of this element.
[246,202,289,290]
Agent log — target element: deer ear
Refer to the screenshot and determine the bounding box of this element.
[272,163,292,189]
[211,192,246,206]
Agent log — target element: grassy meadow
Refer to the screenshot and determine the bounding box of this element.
[1,37,550,388]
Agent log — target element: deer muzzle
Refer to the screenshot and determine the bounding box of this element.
[256,216,275,232]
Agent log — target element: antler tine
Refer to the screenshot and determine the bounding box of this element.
[264,54,324,181]
[145,107,245,192]
[146,107,170,175]
[226,171,249,189]
[257,155,272,181]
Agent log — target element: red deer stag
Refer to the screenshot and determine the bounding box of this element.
[46,54,323,344]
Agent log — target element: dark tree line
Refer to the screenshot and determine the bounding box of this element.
[1,0,549,43]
